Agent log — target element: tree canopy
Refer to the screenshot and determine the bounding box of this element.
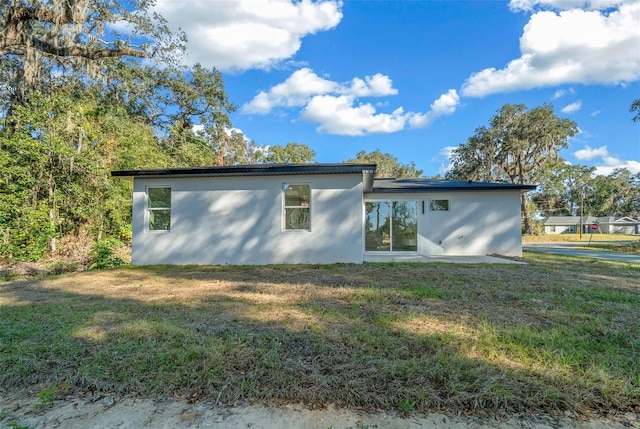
[0,0,239,261]
[631,98,640,123]
[346,149,423,178]
[447,103,579,233]
[262,142,316,164]
[0,0,184,114]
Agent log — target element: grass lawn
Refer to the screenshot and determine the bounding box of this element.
[523,233,639,243]
[524,233,640,253]
[1,252,639,417]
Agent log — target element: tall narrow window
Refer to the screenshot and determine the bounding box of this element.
[148,187,171,231]
[283,184,310,230]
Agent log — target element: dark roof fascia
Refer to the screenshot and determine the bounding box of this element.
[111,163,377,179]
[368,179,537,194]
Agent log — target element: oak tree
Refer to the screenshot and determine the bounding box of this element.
[0,1,237,260]
[262,142,316,164]
[631,98,640,123]
[346,149,423,178]
[447,104,578,233]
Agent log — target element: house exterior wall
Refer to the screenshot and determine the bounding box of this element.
[544,225,576,234]
[365,190,524,257]
[545,223,638,235]
[131,174,365,265]
[611,224,639,234]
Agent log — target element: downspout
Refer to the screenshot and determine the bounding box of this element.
[362,170,375,193]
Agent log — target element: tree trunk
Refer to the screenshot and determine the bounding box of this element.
[98,216,104,241]
[521,193,531,235]
[48,164,57,252]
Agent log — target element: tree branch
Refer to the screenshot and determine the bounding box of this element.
[0,5,146,60]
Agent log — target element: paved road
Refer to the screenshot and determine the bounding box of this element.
[524,242,640,263]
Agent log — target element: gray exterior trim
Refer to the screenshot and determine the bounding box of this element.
[370,178,536,193]
[112,163,377,179]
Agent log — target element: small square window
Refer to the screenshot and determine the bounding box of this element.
[283,184,310,230]
[429,199,449,211]
[148,187,171,230]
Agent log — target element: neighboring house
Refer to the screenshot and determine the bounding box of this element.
[542,216,640,235]
[111,164,536,265]
[597,216,640,234]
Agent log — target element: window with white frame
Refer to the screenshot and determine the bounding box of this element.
[429,199,449,211]
[147,187,171,231]
[283,184,310,230]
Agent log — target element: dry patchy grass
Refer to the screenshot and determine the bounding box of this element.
[1,253,639,417]
[523,233,638,243]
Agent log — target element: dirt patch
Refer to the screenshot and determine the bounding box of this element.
[1,392,637,429]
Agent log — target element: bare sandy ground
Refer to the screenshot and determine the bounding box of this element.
[1,392,638,429]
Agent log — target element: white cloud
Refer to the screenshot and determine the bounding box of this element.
[595,158,640,175]
[553,89,566,98]
[243,68,338,113]
[509,0,626,12]
[347,74,398,97]
[436,146,458,176]
[573,145,640,175]
[408,89,460,128]
[574,144,609,160]
[462,1,640,97]
[552,87,575,98]
[242,68,397,114]
[153,0,343,71]
[590,110,601,116]
[440,146,458,159]
[243,69,459,135]
[561,100,582,113]
[299,88,458,136]
[301,95,408,135]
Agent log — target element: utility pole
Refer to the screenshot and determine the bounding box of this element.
[579,188,584,240]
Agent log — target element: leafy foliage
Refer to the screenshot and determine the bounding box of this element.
[0,1,242,262]
[0,87,168,260]
[586,169,640,218]
[446,104,579,233]
[532,163,639,220]
[631,98,640,123]
[0,0,185,115]
[533,164,595,217]
[447,104,578,184]
[262,142,316,164]
[89,239,126,269]
[346,149,423,178]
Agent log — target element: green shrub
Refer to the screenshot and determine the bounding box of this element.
[89,239,126,269]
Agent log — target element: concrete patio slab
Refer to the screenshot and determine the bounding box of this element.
[364,254,526,264]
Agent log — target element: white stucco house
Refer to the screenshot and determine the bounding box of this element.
[111,163,536,265]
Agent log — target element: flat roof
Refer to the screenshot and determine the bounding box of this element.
[111,163,377,178]
[111,164,536,193]
[370,178,537,193]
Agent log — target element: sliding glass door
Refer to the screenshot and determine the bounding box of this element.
[365,201,417,251]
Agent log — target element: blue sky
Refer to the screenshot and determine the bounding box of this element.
[154,0,640,177]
